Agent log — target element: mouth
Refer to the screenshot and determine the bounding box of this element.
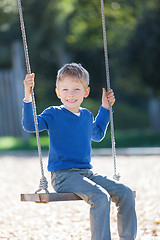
[67,99,77,103]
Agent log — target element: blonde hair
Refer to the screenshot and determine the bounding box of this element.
[56,63,89,88]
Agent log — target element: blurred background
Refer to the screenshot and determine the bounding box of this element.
[0,0,160,151]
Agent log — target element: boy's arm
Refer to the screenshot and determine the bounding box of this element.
[23,102,51,132]
[22,73,49,132]
[91,106,110,142]
[91,88,115,142]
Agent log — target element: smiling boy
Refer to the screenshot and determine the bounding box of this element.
[23,63,137,240]
[56,75,90,114]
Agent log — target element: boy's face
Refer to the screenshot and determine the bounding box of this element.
[56,76,90,113]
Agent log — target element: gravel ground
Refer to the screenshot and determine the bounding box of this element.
[0,154,160,240]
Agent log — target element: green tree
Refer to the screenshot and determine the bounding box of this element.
[121,6,160,130]
[0,0,18,67]
[1,0,159,106]
[125,7,160,96]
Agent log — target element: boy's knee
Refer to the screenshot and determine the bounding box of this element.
[111,184,135,207]
[126,186,135,204]
[90,191,110,208]
[120,185,135,207]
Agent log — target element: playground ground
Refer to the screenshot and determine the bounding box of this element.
[0,153,160,240]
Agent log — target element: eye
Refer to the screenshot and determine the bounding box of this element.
[75,88,80,91]
[62,88,68,91]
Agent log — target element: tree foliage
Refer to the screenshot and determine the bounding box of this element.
[123,6,160,97]
[0,0,160,102]
[0,0,18,67]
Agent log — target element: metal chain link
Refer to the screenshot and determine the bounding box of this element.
[18,0,49,193]
[100,0,120,181]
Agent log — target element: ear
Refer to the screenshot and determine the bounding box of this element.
[55,88,61,99]
[84,87,90,98]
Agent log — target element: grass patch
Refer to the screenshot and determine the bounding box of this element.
[92,129,160,148]
[0,136,49,151]
[0,129,160,152]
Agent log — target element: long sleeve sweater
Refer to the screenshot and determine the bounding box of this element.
[22,102,110,171]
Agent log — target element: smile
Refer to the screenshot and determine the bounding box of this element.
[67,100,77,103]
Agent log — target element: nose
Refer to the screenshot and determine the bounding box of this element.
[68,90,74,97]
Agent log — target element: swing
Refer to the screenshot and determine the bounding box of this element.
[18,0,120,204]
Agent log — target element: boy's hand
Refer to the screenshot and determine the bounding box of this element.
[24,73,35,89]
[24,73,35,102]
[102,88,115,110]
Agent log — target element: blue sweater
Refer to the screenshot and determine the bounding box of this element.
[22,102,110,171]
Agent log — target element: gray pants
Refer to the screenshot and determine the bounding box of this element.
[51,168,137,240]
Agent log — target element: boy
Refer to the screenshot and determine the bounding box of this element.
[23,63,137,240]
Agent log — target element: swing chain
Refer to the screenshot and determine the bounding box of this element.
[35,176,49,194]
[100,0,120,181]
[18,0,49,193]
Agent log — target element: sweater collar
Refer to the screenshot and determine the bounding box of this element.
[60,105,83,117]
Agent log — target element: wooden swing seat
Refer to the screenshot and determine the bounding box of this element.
[21,192,82,203]
[21,191,136,203]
